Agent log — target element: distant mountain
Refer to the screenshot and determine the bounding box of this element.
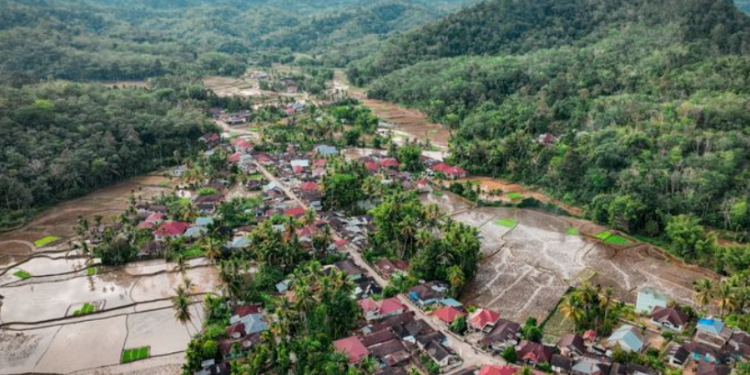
[0,0,475,84]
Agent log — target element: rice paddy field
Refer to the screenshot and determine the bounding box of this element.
[422,190,717,323]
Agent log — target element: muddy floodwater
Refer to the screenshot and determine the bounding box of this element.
[421,191,716,323]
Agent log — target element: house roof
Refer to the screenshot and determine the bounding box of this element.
[571,356,611,375]
[697,318,726,336]
[234,305,261,317]
[607,325,644,352]
[479,366,516,375]
[652,306,689,327]
[517,340,555,363]
[315,145,337,156]
[696,362,732,375]
[481,318,521,346]
[380,158,400,168]
[434,306,466,324]
[425,340,452,362]
[358,298,379,312]
[137,221,155,229]
[335,259,365,277]
[584,329,598,341]
[284,206,306,217]
[558,333,586,353]
[431,163,466,176]
[145,213,165,222]
[300,182,319,191]
[154,221,190,236]
[469,308,501,330]
[551,354,574,371]
[378,297,406,315]
[333,336,369,364]
[361,330,397,347]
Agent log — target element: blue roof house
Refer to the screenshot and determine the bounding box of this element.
[636,287,669,314]
[607,325,645,353]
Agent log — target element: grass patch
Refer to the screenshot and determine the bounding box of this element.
[34,235,60,247]
[121,346,150,364]
[496,219,517,228]
[158,181,170,188]
[433,190,443,197]
[505,192,523,201]
[542,301,577,343]
[566,228,580,236]
[72,302,97,316]
[86,267,97,276]
[247,173,264,180]
[594,231,629,245]
[13,269,31,280]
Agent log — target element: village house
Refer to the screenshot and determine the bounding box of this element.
[408,281,448,308]
[570,355,611,375]
[551,354,575,374]
[651,306,690,332]
[725,331,750,362]
[480,318,522,352]
[333,336,369,364]
[424,340,458,369]
[374,259,409,279]
[334,259,366,281]
[434,306,466,325]
[695,318,733,348]
[429,163,467,179]
[517,340,555,365]
[154,221,191,241]
[635,287,669,314]
[558,333,587,357]
[695,362,732,375]
[358,297,406,322]
[479,365,517,375]
[607,325,645,353]
[468,308,501,334]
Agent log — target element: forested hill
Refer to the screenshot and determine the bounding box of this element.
[348,0,750,85]
[0,0,473,84]
[348,0,750,272]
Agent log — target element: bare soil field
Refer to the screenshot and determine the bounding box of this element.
[422,191,715,323]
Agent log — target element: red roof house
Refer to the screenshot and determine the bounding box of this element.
[517,340,555,364]
[435,306,466,324]
[333,336,369,364]
[300,182,319,191]
[479,365,517,375]
[431,163,467,179]
[154,221,191,240]
[228,153,242,164]
[365,162,379,172]
[313,159,327,168]
[284,206,306,217]
[145,213,165,223]
[469,308,501,333]
[137,221,155,229]
[358,297,406,321]
[379,158,400,169]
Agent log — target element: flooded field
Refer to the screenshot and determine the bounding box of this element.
[0,173,217,374]
[422,191,716,323]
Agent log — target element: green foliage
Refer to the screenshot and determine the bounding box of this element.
[666,215,715,262]
[558,284,620,335]
[0,82,217,221]
[121,346,150,364]
[13,269,30,280]
[396,141,423,173]
[33,236,60,247]
[502,346,518,363]
[522,318,544,343]
[450,314,467,334]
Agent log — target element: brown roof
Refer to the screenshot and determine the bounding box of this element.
[651,306,689,326]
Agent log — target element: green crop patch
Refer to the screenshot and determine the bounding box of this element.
[72,302,97,316]
[13,270,31,279]
[87,267,97,276]
[496,219,517,228]
[505,192,523,200]
[566,228,580,235]
[34,235,60,247]
[594,231,629,245]
[122,346,150,363]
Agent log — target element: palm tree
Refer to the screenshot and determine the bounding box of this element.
[172,285,197,331]
[600,287,614,323]
[694,279,714,310]
[559,294,584,328]
[202,236,222,263]
[715,281,736,317]
[447,266,465,297]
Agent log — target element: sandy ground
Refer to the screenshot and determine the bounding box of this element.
[422,191,716,323]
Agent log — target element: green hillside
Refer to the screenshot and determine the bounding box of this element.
[0,0,473,84]
[347,0,750,270]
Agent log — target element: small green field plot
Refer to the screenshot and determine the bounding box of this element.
[158,181,171,188]
[86,266,98,276]
[121,346,150,364]
[566,228,580,236]
[433,191,443,197]
[594,231,629,245]
[505,192,523,201]
[34,235,61,247]
[542,304,576,343]
[72,302,97,316]
[496,218,517,228]
[247,173,264,180]
[13,269,31,280]
[429,129,439,135]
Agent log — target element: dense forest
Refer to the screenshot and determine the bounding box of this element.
[0,0,473,84]
[348,0,750,271]
[0,79,221,228]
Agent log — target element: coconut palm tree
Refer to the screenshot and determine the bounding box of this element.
[694,279,714,310]
[715,281,736,317]
[172,285,197,331]
[202,236,222,263]
[560,294,584,328]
